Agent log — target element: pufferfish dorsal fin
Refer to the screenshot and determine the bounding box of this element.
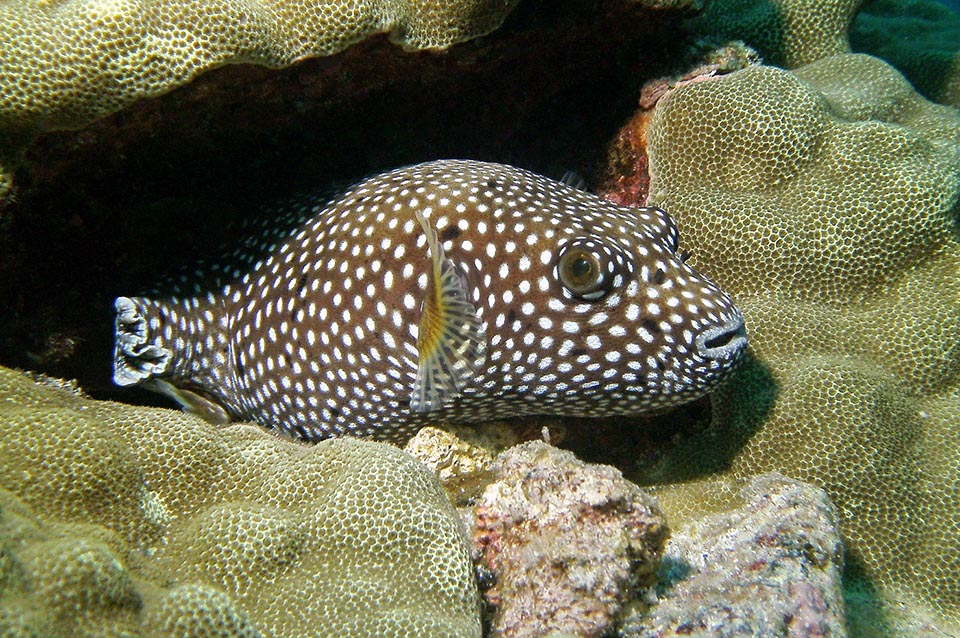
[410,209,487,413]
[559,170,588,191]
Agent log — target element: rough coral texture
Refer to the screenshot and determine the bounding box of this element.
[0,366,480,638]
[851,0,960,108]
[687,0,862,68]
[0,0,520,198]
[622,473,846,638]
[473,441,668,638]
[0,0,519,126]
[607,53,959,636]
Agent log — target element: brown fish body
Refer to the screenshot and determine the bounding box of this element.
[115,160,746,441]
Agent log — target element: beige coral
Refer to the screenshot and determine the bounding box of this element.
[685,0,960,109]
[625,53,960,635]
[0,0,520,199]
[681,0,960,110]
[0,366,481,637]
[404,426,498,504]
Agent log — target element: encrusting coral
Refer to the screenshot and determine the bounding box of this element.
[404,426,503,504]
[0,366,481,638]
[602,53,959,635]
[0,0,521,199]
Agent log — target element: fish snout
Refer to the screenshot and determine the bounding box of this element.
[695,313,747,361]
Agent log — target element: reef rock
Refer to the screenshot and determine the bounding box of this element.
[601,52,960,636]
[622,473,846,638]
[0,366,481,638]
[404,425,511,505]
[472,441,669,638]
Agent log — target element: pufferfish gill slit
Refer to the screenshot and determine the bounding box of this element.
[113,160,747,443]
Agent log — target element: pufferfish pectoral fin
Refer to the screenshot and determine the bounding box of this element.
[410,210,487,413]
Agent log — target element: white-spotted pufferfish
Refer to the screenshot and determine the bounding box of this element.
[114,160,747,442]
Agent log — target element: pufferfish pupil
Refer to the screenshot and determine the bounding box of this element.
[113,159,747,443]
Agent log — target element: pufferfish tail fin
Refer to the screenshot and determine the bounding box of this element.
[113,296,230,424]
[410,210,487,413]
[113,296,172,387]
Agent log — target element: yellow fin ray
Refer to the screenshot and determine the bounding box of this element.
[411,210,487,413]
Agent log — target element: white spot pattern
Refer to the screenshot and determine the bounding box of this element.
[120,160,745,442]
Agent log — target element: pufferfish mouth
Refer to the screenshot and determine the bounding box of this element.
[695,314,747,361]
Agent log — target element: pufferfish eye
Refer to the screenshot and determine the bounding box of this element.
[557,243,611,300]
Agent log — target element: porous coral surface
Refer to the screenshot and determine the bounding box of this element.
[618,53,960,634]
[684,0,960,111]
[0,366,481,637]
[0,0,519,126]
[0,0,521,198]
